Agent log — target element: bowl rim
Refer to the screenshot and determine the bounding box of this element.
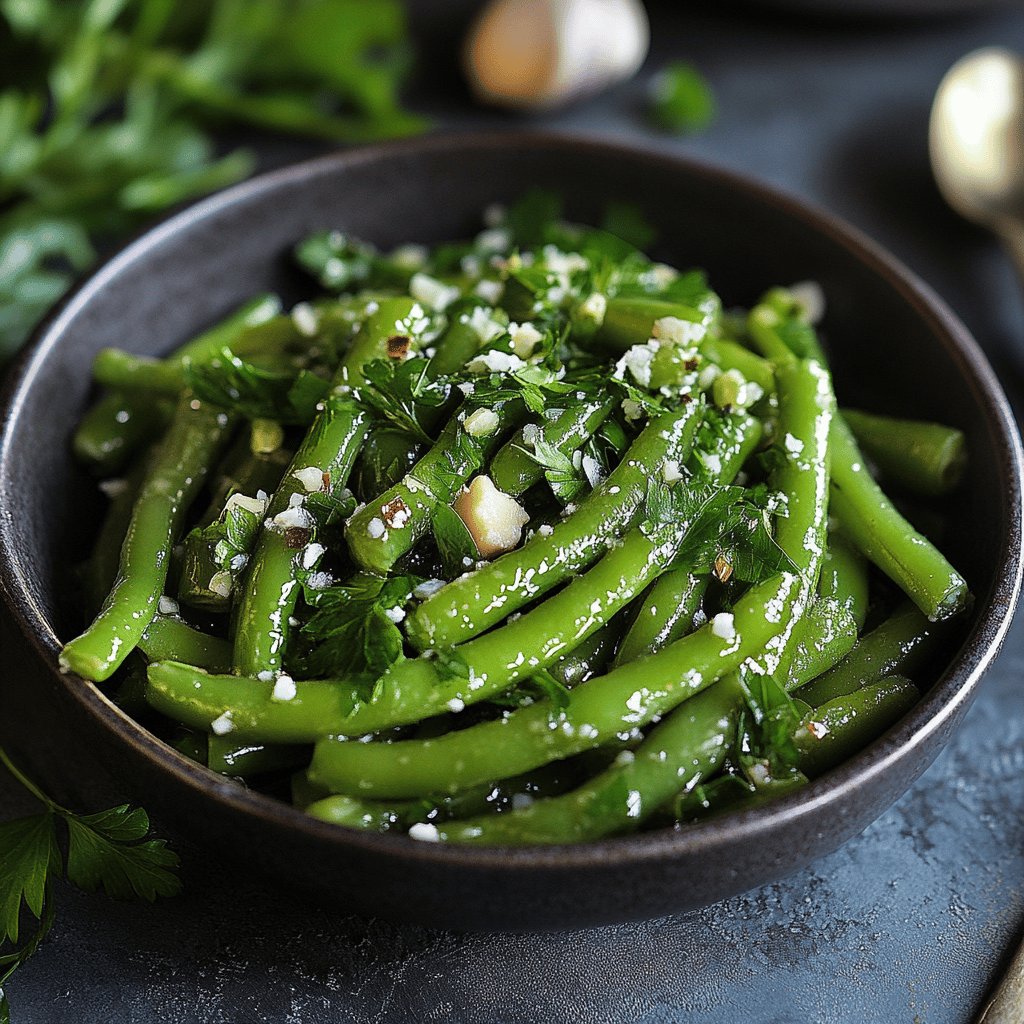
[1,129,1021,871]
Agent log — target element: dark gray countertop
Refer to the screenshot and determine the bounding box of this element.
[4,6,1024,1022]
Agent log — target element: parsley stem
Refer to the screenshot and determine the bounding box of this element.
[0,747,54,813]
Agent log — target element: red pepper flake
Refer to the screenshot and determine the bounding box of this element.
[321,470,331,493]
[386,334,411,360]
[713,553,734,584]
[284,526,311,549]
[684,357,700,372]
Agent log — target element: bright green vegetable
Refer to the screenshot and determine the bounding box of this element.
[60,397,235,681]
[842,408,966,497]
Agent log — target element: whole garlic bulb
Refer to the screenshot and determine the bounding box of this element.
[464,0,650,111]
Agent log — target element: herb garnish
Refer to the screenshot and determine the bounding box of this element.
[0,747,180,1022]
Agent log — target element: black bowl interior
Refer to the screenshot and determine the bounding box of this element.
[1,133,1020,930]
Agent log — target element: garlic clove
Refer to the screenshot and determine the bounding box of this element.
[452,475,531,559]
[464,0,650,111]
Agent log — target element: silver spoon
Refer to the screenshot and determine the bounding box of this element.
[930,47,1024,281]
[931,47,1024,1023]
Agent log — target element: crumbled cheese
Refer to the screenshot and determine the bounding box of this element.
[210,711,234,736]
[537,523,554,537]
[698,364,722,391]
[457,381,475,396]
[615,341,658,388]
[521,423,541,446]
[384,606,406,623]
[784,432,804,456]
[288,492,305,508]
[292,466,325,492]
[98,478,129,499]
[225,492,268,517]
[209,571,233,598]
[463,407,500,437]
[302,543,325,569]
[511,793,534,810]
[306,571,332,590]
[578,292,607,325]
[711,612,736,640]
[466,349,526,374]
[581,454,603,488]
[475,279,504,305]
[652,315,706,346]
[621,398,645,422]
[257,670,275,682]
[483,203,505,227]
[701,453,723,476]
[413,579,446,600]
[272,506,311,531]
[291,302,319,337]
[447,697,465,713]
[366,517,386,539]
[508,321,544,358]
[409,272,459,311]
[272,674,297,702]
[661,459,683,484]
[464,305,504,344]
[229,553,248,572]
[475,227,511,253]
[157,595,179,616]
[390,243,428,270]
[408,822,441,842]
[789,280,826,324]
[453,476,530,559]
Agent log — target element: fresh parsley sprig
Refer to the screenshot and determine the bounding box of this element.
[357,359,454,445]
[0,747,181,1022]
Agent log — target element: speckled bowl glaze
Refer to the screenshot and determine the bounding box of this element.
[1,133,1021,931]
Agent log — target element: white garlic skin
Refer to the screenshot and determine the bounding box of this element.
[464,0,650,111]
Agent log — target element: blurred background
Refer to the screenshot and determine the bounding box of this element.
[3,2,1024,1023]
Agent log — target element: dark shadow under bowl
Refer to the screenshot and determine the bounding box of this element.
[1,133,1021,930]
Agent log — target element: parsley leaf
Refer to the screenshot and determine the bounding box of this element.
[735,673,806,784]
[0,747,181,1018]
[184,347,331,423]
[432,502,479,579]
[292,572,421,680]
[358,358,453,444]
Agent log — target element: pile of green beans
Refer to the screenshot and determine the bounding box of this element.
[62,202,973,846]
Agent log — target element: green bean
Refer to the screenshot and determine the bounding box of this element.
[138,616,232,672]
[841,408,966,497]
[700,338,774,393]
[549,621,620,687]
[72,392,171,475]
[344,398,523,575]
[413,355,833,837]
[74,296,281,472]
[818,532,870,630]
[786,599,858,690]
[351,427,425,499]
[614,572,708,667]
[749,301,970,622]
[170,729,208,764]
[145,662,362,741]
[232,399,369,675]
[60,397,235,682]
[232,297,417,675]
[406,400,705,651]
[490,394,617,496]
[428,300,506,376]
[308,565,805,799]
[795,601,944,707]
[334,415,758,736]
[206,736,309,778]
[432,673,746,844]
[830,415,969,621]
[596,297,709,351]
[793,675,919,776]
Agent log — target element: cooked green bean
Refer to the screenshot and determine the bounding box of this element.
[406,400,705,651]
[793,675,919,776]
[841,408,966,497]
[69,203,973,847]
[61,397,235,681]
[795,601,944,707]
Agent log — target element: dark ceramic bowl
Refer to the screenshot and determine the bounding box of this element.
[1,133,1021,931]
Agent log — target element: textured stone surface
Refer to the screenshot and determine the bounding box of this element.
[4,5,1024,1022]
